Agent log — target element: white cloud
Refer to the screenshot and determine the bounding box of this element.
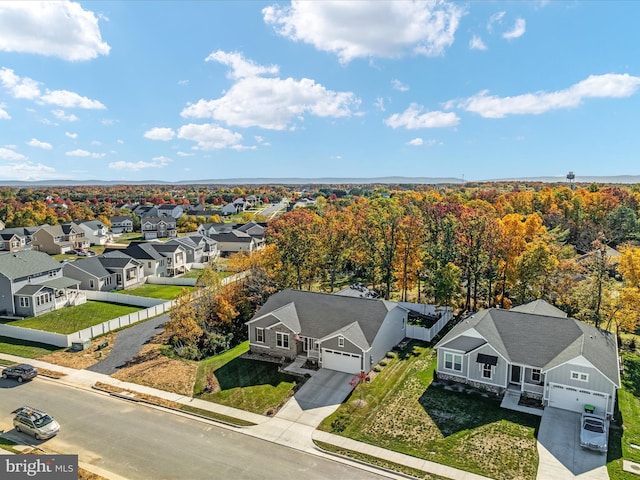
[0,1,110,61]
[487,11,505,32]
[143,127,175,141]
[461,73,640,118]
[27,138,52,150]
[0,104,9,119]
[392,79,410,92]
[65,148,104,158]
[206,50,279,79]
[385,103,460,129]
[90,140,102,146]
[40,89,105,109]
[469,35,487,51]
[176,151,194,157]
[52,109,79,122]
[178,79,189,86]
[117,139,124,144]
[109,156,172,171]
[407,137,423,146]
[263,0,465,63]
[182,75,358,130]
[65,131,78,139]
[0,67,41,99]
[0,162,59,180]
[503,18,526,39]
[374,97,385,112]
[101,119,116,126]
[177,123,244,150]
[0,147,26,161]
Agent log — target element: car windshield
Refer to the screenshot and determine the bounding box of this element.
[33,415,54,428]
[584,420,605,433]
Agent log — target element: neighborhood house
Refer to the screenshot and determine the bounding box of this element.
[435,300,620,418]
[246,289,408,374]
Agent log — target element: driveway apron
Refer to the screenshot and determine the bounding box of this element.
[87,314,168,375]
[537,407,609,480]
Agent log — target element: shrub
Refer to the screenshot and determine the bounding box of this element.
[379,360,388,367]
[386,351,397,359]
[373,366,382,372]
[331,411,350,433]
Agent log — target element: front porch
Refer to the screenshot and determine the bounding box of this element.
[500,385,544,416]
[508,364,545,400]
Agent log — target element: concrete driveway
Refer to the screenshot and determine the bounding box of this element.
[537,407,609,480]
[275,369,355,427]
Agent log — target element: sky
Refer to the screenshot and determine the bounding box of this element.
[0,1,639,183]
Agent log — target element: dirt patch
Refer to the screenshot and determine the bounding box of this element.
[39,332,118,370]
[110,333,197,397]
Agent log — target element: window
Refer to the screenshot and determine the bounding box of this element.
[89,280,95,289]
[531,369,541,383]
[571,371,589,382]
[338,336,344,348]
[256,327,264,343]
[276,332,289,349]
[19,297,29,308]
[444,352,463,372]
[483,364,492,379]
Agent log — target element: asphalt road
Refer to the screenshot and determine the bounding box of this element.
[0,378,388,480]
[87,314,168,375]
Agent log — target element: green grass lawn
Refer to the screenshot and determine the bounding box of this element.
[0,336,61,357]
[607,352,640,479]
[115,233,143,244]
[0,301,143,334]
[181,269,203,279]
[194,341,298,415]
[117,284,193,300]
[319,341,540,480]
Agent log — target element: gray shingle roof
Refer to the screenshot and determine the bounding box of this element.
[436,307,619,386]
[511,299,567,318]
[248,289,393,349]
[99,250,140,269]
[0,250,61,279]
[66,257,112,278]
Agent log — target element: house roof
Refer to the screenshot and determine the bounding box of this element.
[110,215,132,223]
[436,306,619,386]
[15,284,49,296]
[142,216,176,226]
[41,277,80,289]
[115,242,165,261]
[248,289,395,350]
[66,257,112,278]
[78,220,106,230]
[167,237,199,250]
[98,250,140,269]
[208,230,254,243]
[0,250,61,279]
[510,299,567,318]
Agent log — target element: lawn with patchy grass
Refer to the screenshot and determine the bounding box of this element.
[117,284,193,300]
[607,352,640,480]
[194,341,298,415]
[0,335,61,357]
[0,301,143,334]
[319,342,540,480]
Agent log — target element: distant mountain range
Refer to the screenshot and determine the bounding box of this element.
[0,175,639,186]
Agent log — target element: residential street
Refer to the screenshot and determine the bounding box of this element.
[0,378,389,480]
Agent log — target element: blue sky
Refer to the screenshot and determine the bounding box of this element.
[0,1,639,183]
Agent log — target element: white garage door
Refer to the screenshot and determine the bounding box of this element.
[548,383,609,414]
[322,349,362,374]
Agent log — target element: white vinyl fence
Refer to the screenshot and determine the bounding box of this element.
[146,276,197,286]
[0,291,174,348]
[403,305,454,343]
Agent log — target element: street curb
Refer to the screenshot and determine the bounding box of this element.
[312,440,420,480]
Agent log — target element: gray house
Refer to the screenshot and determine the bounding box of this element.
[141,216,177,240]
[107,242,168,278]
[63,257,117,291]
[0,250,83,318]
[110,215,133,234]
[77,220,111,246]
[97,251,145,290]
[246,289,408,374]
[435,300,620,418]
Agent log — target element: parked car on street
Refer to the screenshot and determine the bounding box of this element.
[2,364,37,382]
[580,413,608,453]
[12,406,60,440]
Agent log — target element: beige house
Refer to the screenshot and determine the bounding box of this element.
[31,223,90,255]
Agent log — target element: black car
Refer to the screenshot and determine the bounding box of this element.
[2,364,38,382]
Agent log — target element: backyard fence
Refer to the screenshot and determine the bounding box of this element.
[404,306,453,342]
[146,276,197,286]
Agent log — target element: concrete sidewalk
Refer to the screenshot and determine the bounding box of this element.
[0,353,491,480]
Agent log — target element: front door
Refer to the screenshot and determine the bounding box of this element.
[510,365,521,384]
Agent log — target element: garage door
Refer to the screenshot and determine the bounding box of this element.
[322,349,362,374]
[548,383,609,414]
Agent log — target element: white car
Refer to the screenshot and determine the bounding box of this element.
[580,413,608,453]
